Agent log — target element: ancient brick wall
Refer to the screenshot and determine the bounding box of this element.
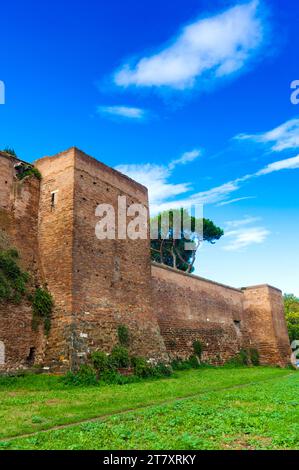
[0,152,40,273]
[151,263,249,363]
[70,148,167,367]
[0,148,291,372]
[243,286,291,366]
[0,152,45,371]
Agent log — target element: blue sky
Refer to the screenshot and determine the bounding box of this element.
[1,0,299,294]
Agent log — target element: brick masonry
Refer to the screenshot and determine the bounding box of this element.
[0,148,292,371]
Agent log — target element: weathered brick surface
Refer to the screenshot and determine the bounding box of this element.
[151,264,291,365]
[35,148,167,370]
[151,263,250,363]
[0,152,44,371]
[243,286,291,366]
[0,148,292,372]
[70,149,167,367]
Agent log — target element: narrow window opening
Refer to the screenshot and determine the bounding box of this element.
[51,190,58,209]
[234,320,241,333]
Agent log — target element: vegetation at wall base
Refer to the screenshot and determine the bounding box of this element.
[74,346,173,386]
[63,365,98,386]
[192,340,203,359]
[249,348,260,366]
[109,345,130,368]
[225,349,249,367]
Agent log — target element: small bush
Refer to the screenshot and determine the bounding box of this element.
[188,355,201,369]
[171,358,193,371]
[91,351,109,373]
[109,345,130,368]
[153,362,173,377]
[117,324,130,346]
[132,357,153,378]
[225,349,250,367]
[249,348,260,366]
[193,340,203,359]
[131,357,172,378]
[100,369,139,385]
[32,288,54,335]
[239,349,250,365]
[62,365,97,386]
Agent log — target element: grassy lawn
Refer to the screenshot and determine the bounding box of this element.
[0,367,297,450]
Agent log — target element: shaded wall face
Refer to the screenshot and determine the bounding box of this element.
[151,264,248,363]
[71,150,167,362]
[0,154,45,371]
[243,286,291,365]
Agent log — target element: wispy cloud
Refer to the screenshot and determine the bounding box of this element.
[236,118,299,152]
[217,196,256,206]
[168,149,201,170]
[114,1,265,91]
[117,151,299,215]
[223,226,270,251]
[115,162,192,211]
[97,105,146,120]
[115,149,201,211]
[256,154,299,175]
[225,216,262,228]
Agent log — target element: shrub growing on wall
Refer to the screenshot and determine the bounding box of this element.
[32,287,54,335]
[0,249,29,303]
[16,166,42,181]
[117,324,130,347]
[193,340,203,360]
[249,348,260,366]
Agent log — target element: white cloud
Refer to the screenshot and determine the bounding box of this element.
[223,226,270,251]
[256,154,299,175]
[116,147,299,216]
[168,149,201,170]
[149,180,240,214]
[97,105,146,119]
[236,118,299,152]
[116,157,241,214]
[114,1,264,90]
[116,162,192,210]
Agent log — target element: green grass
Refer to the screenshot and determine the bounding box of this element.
[0,367,297,450]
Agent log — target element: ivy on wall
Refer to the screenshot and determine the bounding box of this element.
[0,245,53,335]
[32,287,54,335]
[0,249,29,303]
